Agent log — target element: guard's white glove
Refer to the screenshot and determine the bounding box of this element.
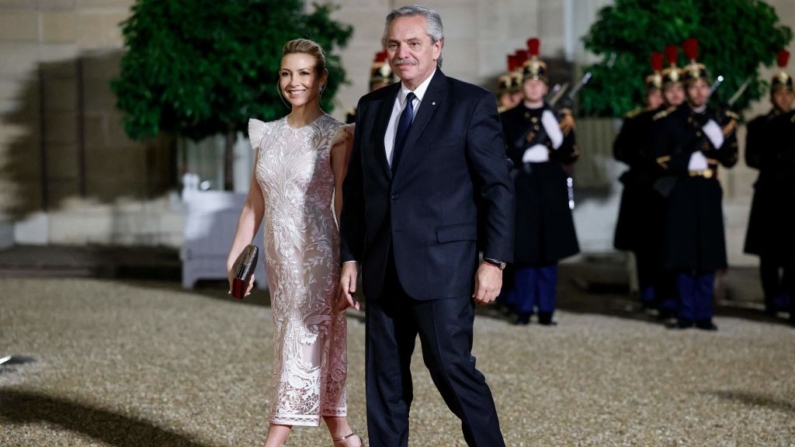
[702,119,724,149]
[541,110,564,149]
[688,151,709,171]
[522,144,549,163]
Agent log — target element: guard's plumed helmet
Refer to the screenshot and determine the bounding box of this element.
[682,38,709,84]
[661,45,683,86]
[370,50,394,86]
[522,38,548,83]
[771,49,793,92]
[645,52,664,90]
[497,54,520,95]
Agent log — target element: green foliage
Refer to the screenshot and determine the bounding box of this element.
[111,0,353,141]
[580,0,792,117]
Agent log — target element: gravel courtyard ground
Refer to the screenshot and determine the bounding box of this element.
[1,276,793,446]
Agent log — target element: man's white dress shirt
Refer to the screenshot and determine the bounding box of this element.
[384,69,437,167]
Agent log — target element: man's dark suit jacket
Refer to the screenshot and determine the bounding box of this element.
[340,70,514,301]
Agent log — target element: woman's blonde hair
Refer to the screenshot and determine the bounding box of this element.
[282,38,327,75]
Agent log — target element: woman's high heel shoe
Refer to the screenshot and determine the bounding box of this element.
[333,432,364,447]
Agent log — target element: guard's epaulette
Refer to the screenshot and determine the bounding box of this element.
[653,106,676,121]
[724,110,739,120]
[624,108,643,119]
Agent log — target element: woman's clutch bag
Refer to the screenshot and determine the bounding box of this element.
[231,245,259,299]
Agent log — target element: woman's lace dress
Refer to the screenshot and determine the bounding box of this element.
[248,114,352,426]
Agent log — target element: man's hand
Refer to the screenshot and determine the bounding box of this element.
[472,263,503,306]
[338,262,361,311]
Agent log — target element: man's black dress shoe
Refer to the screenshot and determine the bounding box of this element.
[514,313,531,326]
[695,320,718,331]
[639,301,654,313]
[657,309,675,321]
[538,312,557,326]
[667,319,694,329]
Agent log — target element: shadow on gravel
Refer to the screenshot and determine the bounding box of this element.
[0,390,215,447]
[115,279,271,306]
[113,260,787,328]
[117,280,367,324]
[710,390,795,415]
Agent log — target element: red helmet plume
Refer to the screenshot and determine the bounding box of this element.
[664,45,678,66]
[515,49,529,65]
[778,49,790,68]
[683,38,698,62]
[651,52,663,72]
[527,38,540,57]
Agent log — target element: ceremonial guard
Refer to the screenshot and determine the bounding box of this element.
[496,54,520,112]
[652,39,738,331]
[500,38,580,326]
[744,49,795,322]
[613,46,685,319]
[345,50,394,124]
[613,52,665,310]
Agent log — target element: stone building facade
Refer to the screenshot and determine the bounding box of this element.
[1,0,794,266]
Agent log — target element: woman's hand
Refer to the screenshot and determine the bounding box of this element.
[227,263,255,298]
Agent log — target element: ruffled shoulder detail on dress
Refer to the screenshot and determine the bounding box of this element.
[329,123,354,152]
[248,118,268,151]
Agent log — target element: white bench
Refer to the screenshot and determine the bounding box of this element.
[181,185,267,290]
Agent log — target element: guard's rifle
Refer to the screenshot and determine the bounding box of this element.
[727,77,752,108]
[555,72,591,209]
[546,83,568,106]
[707,75,724,101]
[554,72,592,110]
[715,77,751,128]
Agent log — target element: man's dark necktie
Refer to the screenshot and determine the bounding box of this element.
[391,92,416,173]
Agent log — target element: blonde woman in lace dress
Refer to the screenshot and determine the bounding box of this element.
[227,39,361,447]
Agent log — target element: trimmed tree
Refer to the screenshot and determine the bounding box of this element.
[580,0,792,117]
[111,0,353,190]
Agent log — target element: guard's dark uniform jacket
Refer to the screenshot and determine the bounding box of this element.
[652,104,738,272]
[345,108,357,125]
[744,109,795,261]
[501,102,580,265]
[613,107,666,252]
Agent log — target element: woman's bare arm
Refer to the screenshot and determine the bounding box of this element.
[226,166,265,294]
[330,125,354,225]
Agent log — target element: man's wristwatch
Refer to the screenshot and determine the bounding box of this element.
[483,258,506,271]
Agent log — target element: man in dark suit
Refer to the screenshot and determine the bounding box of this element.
[338,5,514,447]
